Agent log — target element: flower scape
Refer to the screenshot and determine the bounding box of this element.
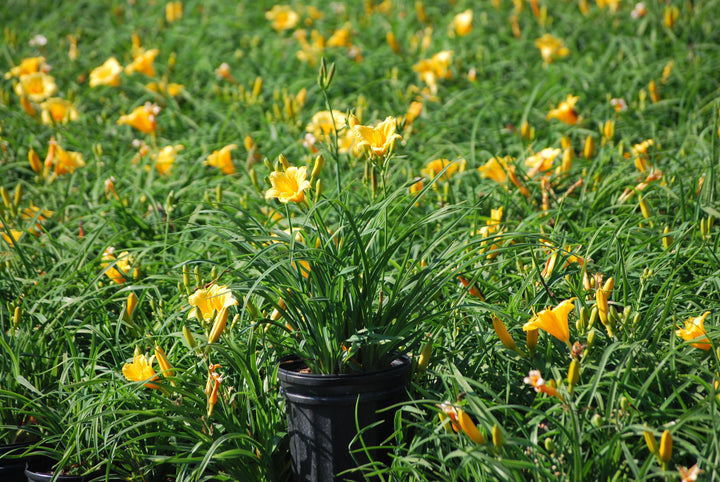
[1,1,719,481]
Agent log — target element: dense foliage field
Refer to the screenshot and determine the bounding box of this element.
[1,0,719,480]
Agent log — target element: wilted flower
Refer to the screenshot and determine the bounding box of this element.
[14,72,57,102]
[266,166,312,203]
[675,311,712,350]
[524,369,564,400]
[265,5,299,31]
[28,34,47,47]
[39,98,79,125]
[122,353,159,389]
[451,9,473,36]
[412,50,453,94]
[204,144,237,175]
[421,158,466,180]
[478,156,514,184]
[631,2,647,19]
[4,56,49,79]
[154,144,183,175]
[125,48,160,77]
[117,103,160,134]
[214,62,237,82]
[351,115,402,159]
[535,34,570,65]
[610,97,628,112]
[524,298,576,347]
[547,95,580,125]
[678,463,702,482]
[89,57,123,87]
[206,364,224,417]
[188,284,239,322]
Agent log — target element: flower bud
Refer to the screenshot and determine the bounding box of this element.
[658,430,672,464]
[643,427,658,455]
[492,423,504,449]
[208,307,229,344]
[13,305,21,328]
[602,119,615,142]
[183,324,197,349]
[28,147,42,174]
[492,315,520,354]
[583,135,595,159]
[417,341,432,373]
[544,437,555,453]
[458,409,485,444]
[125,292,138,321]
[252,76,263,99]
[586,328,597,349]
[526,328,538,353]
[588,305,598,330]
[310,155,324,184]
[315,179,322,203]
[567,359,580,393]
[278,153,290,170]
[154,344,174,378]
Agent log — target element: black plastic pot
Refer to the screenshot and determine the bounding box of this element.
[277,355,411,482]
[24,459,104,482]
[0,442,32,480]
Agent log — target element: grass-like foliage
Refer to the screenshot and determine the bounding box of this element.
[1,0,719,480]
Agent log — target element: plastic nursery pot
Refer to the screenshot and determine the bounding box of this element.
[24,460,104,482]
[0,441,32,480]
[277,354,411,482]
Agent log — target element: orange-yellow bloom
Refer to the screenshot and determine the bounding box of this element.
[547,95,580,125]
[122,353,159,389]
[266,166,312,203]
[14,72,57,102]
[188,284,238,322]
[535,34,570,65]
[5,56,49,79]
[39,98,79,125]
[492,315,520,353]
[457,409,485,444]
[125,48,160,77]
[675,311,712,350]
[154,144,183,175]
[101,247,134,284]
[451,10,473,36]
[525,147,561,176]
[90,57,123,87]
[523,298,576,347]
[305,111,355,154]
[478,156,514,184]
[265,5,299,31]
[630,139,654,172]
[204,144,237,175]
[351,115,402,159]
[421,158,466,180]
[117,103,159,134]
[1,227,24,246]
[45,139,85,176]
[412,50,453,94]
[165,1,183,22]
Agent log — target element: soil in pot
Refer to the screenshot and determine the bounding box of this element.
[278,355,411,482]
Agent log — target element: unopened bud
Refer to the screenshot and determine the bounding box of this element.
[417,341,432,373]
[568,359,580,393]
[252,76,263,99]
[12,184,22,208]
[658,430,672,464]
[29,147,42,174]
[492,423,504,449]
[13,305,21,327]
[586,328,597,349]
[278,154,289,170]
[588,305,598,330]
[310,155,324,184]
[183,325,197,350]
[644,427,658,455]
[315,179,322,202]
[544,437,555,453]
[583,135,596,159]
[208,307,229,344]
[125,292,138,321]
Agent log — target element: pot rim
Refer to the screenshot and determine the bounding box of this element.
[277,353,410,379]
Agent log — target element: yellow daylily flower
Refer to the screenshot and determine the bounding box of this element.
[524,298,576,347]
[101,247,134,284]
[351,115,402,159]
[675,311,712,350]
[525,147,561,176]
[89,57,123,87]
[165,1,183,22]
[421,158,466,180]
[266,166,312,203]
[188,284,239,322]
[204,144,237,175]
[412,50,453,94]
[535,34,570,65]
[305,111,355,154]
[45,139,85,176]
[14,72,57,102]
[155,144,184,175]
[5,56,48,79]
[478,156,514,184]
[125,48,160,77]
[117,103,160,134]
[265,5,299,31]
[39,98,79,125]
[1,227,24,246]
[547,95,580,125]
[451,9,473,36]
[524,369,564,401]
[122,353,160,389]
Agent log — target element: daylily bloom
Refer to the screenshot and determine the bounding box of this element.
[4,56,49,79]
[165,1,183,22]
[412,51,453,94]
[525,147,561,176]
[524,369,564,400]
[206,364,224,417]
[146,80,184,97]
[39,97,79,125]
[154,144,184,175]
[421,158,466,180]
[117,103,159,134]
[1,227,24,246]
[535,34,570,65]
[305,111,355,154]
[478,156,514,184]
[610,97,628,112]
[89,57,123,87]
[125,48,160,77]
[122,353,160,389]
[14,72,57,102]
[631,3,647,19]
[265,166,312,203]
[523,298,576,347]
[547,95,580,125]
[629,139,654,172]
[678,463,702,482]
[188,284,239,322]
[101,247,134,284]
[265,5,299,31]
[451,9,473,36]
[675,311,712,350]
[44,139,85,176]
[351,115,402,160]
[204,144,237,175]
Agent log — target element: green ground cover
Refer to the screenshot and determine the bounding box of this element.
[1,0,719,480]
